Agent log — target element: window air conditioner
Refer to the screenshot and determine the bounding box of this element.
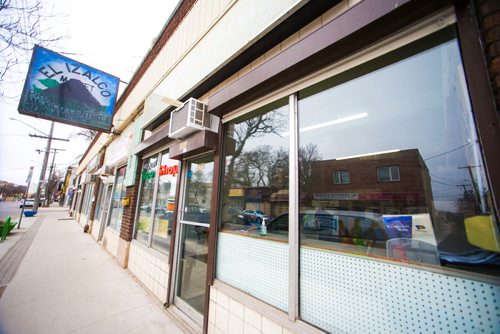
[169,98,217,139]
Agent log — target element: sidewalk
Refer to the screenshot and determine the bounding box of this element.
[0,205,197,334]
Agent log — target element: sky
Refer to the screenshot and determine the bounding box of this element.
[0,0,179,191]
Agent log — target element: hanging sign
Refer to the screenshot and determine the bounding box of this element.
[18,45,119,132]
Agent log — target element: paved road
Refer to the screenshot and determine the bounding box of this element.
[0,201,24,223]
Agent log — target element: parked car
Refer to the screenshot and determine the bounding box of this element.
[241,209,268,224]
[266,210,388,246]
[183,204,210,224]
[19,198,45,208]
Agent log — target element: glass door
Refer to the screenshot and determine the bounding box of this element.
[98,185,113,242]
[173,155,214,324]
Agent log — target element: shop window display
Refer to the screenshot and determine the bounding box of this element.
[134,151,179,254]
[152,153,179,253]
[108,166,127,231]
[135,156,158,244]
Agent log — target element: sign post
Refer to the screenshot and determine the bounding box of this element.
[18,166,34,229]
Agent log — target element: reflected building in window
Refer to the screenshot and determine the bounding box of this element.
[306,149,434,215]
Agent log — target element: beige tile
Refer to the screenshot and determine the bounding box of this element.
[217,290,229,309]
[244,323,261,334]
[209,300,217,323]
[244,307,262,331]
[229,297,244,319]
[262,317,282,334]
[216,304,229,333]
[208,321,216,334]
[228,313,244,334]
[210,287,218,302]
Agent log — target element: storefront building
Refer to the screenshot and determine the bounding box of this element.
[75,0,500,333]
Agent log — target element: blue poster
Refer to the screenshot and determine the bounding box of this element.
[18,45,119,132]
[383,215,412,239]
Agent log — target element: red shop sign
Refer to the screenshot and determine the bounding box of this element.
[159,164,179,177]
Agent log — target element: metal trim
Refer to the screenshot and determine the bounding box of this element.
[288,93,299,321]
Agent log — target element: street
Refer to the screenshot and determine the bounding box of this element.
[0,200,24,223]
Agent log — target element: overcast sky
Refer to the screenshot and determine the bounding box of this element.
[0,0,179,190]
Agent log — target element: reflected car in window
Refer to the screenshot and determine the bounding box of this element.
[241,209,268,224]
[267,210,388,246]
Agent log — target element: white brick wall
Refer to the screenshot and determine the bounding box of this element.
[128,241,169,302]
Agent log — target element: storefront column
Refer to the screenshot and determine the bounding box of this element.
[116,160,142,268]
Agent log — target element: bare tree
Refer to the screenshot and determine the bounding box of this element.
[225,109,287,190]
[72,129,99,142]
[299,143,322,204]
[0,0,65,98]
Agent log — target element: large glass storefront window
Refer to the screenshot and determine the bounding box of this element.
[296,31,499,331]
[108,166,127,231]
[217,102,290,311]
[136,156,158,244]
[296,34,499,270]
[216,27,499,332]
[134,151,179,255]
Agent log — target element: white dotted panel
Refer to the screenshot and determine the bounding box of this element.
[216,232,288,311]
[300,247,500,334]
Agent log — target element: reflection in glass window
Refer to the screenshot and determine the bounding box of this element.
[333,170,350,184]
[377,166,400,182]
[108,166,126,231]
[135,156,158,244]
[152,153,179,253]
[183,156,213,224]
[220,102,289,240]
[217,101,290,312]
[296,35,499,272]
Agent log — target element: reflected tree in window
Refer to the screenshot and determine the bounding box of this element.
[225,110,287,190]
[299,143,322,205]
[189,169,208,203]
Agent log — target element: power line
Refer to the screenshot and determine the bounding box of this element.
[424,142,473,161]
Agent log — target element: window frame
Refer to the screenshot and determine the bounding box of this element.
[376,166,400,182]
[107,164,127,231]
[333,170,350,184]
[133,149,179,255]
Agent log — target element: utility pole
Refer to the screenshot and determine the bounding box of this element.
[9,118,69,212]
[45,148,65,205]
[33,122,54,212]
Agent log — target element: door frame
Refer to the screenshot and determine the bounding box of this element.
[98,184,113,242]
[169,153,213,325]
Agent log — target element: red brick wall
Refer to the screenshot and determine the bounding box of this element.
[476,0,500,110]
[119,161,143,241]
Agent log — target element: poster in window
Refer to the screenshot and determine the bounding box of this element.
[383,215,413,239]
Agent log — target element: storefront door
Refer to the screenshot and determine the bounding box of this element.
[173,155,214,324]
[98,185,113,242]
